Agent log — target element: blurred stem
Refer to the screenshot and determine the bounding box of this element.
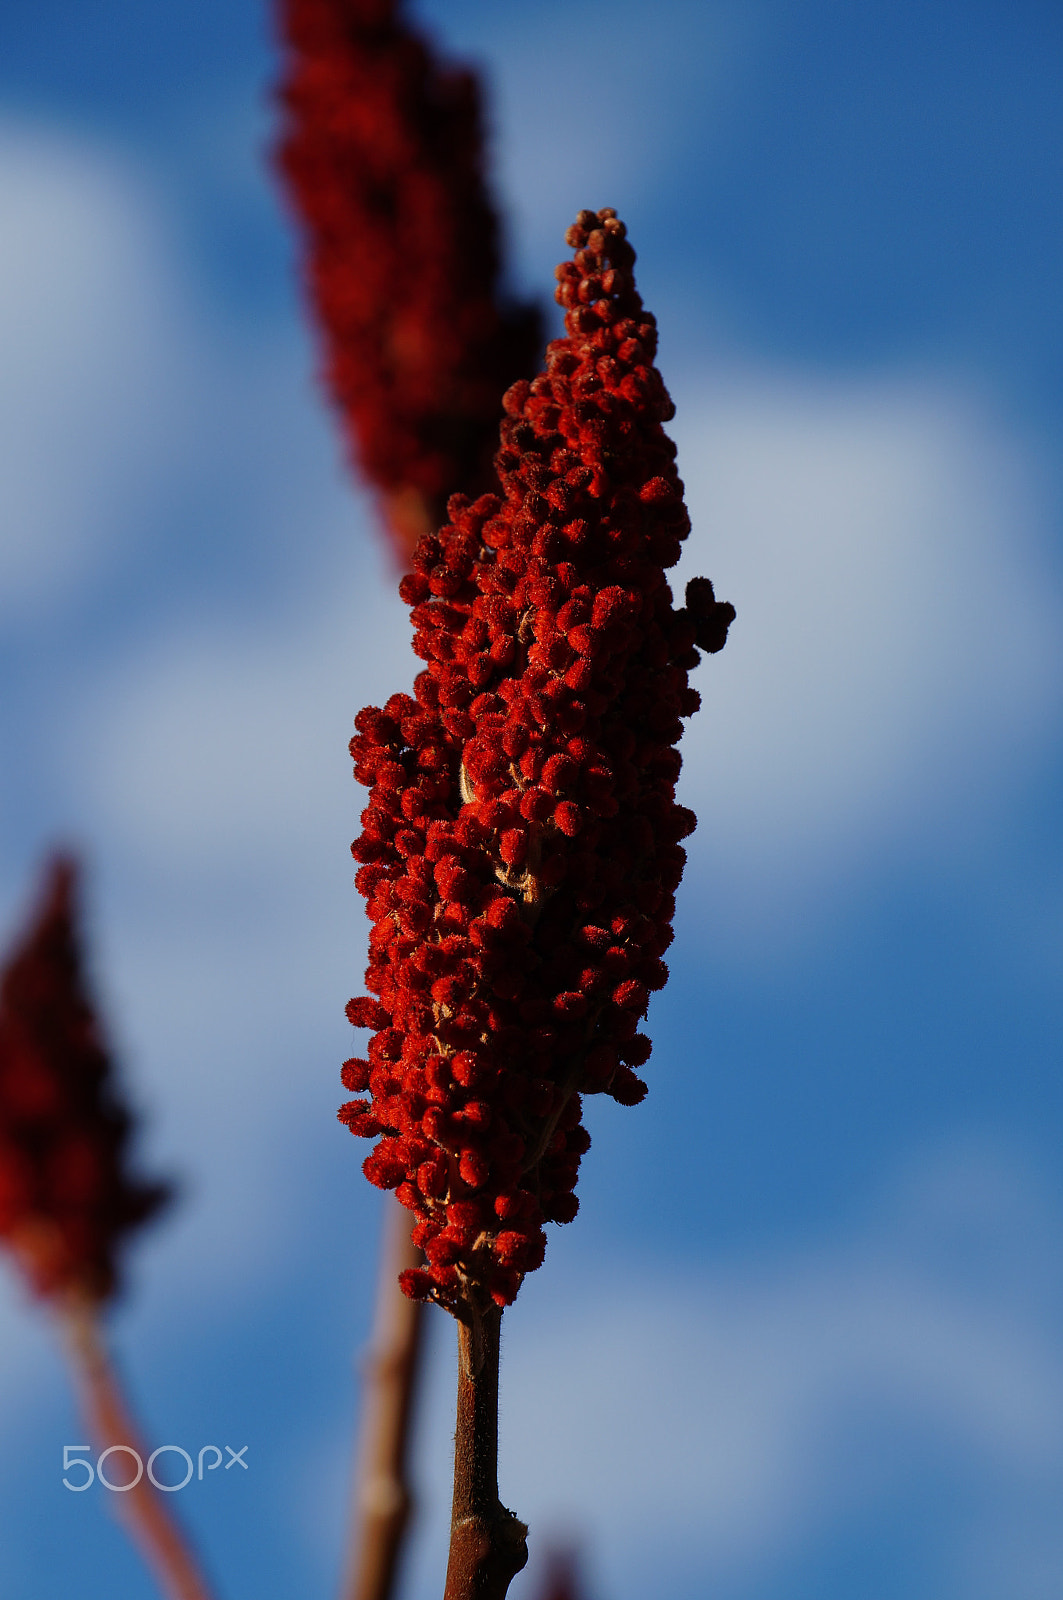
[342,1199,427,1600]
[59,1298,218,1600]
[443,1307,528,1600]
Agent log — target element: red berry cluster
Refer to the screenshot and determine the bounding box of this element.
[344,210,734,1319]
[276,0,541,560]
[0,859,168,1303]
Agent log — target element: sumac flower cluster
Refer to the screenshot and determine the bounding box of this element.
[276,0,541,559]
[344,210,734,1319]
[0,860,168,1303]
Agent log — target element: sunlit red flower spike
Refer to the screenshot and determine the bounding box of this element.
[275,0,542,561]
[0,857,169,1303]
[344,208,735,1320]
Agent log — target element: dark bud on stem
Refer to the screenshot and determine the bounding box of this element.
[684,576,736,655]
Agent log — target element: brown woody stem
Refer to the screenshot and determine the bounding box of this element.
[59,1299,218,1600]
[443,1307,528,1600]
[342,1199,427,1600]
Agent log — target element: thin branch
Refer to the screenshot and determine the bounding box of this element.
[444,1307,527,1600]
[342,1199,427,1600]
[59,1298,218,1600]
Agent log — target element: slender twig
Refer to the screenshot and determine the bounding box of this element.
[342,1199,427,1600]
[444,1308,527,1600]
[59,1298,218,1600]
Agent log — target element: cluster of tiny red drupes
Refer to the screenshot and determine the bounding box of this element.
[344,210,734,1318]
[0,860,168,1303]
[276,0,541,559]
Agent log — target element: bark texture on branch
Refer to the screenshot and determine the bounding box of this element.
[343,1198,427,1600]
[443,1308,527,1600]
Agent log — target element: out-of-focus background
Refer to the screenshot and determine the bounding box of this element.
[2,2,1063,1596]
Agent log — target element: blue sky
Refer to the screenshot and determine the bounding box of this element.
[1,2,1062,1597]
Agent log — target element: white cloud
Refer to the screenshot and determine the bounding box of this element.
[670,372,1063,927]
[401,1142,1063,1600]
[0,120,195,617]
[79,527,408,876]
